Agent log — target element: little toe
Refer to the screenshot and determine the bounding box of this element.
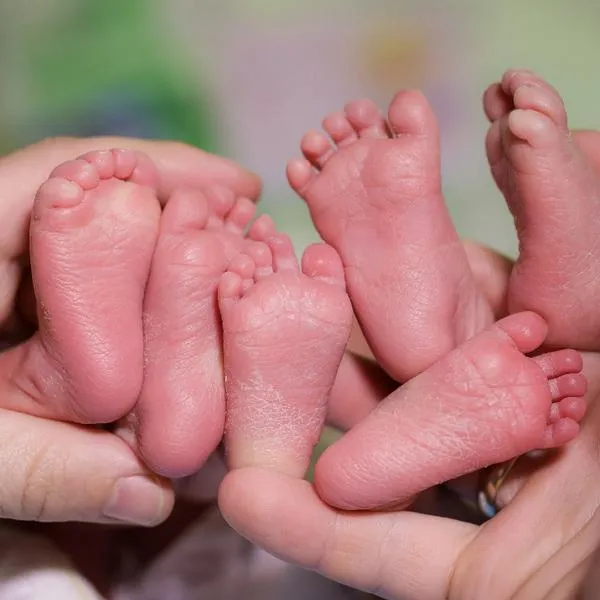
[219,271,245,305]
[224,197,256,234]
[556,396,587,423]
[111,148,138,179]
[485,118,506,170]
[344,99,389,139]
[322,110,359,147]
[542,418,580,448]
[268,233,299,272]
[248,214,277,243]
[300,130,335,169]
[244,241,273,280]
[483,82,513,122]
[286,158,316,195]
[301,243,346,285]
[228,253,256,280]
[501,69,539,94]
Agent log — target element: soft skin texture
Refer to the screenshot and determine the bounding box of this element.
[315,312,585,511]
[218,104,600,599]
[484,69,600,350]
[219,229,353,479]
[288,91,493,382]
[0,136,261,342]
[219,244,600,600]
[0,136,259,526]
[135,186,257,477]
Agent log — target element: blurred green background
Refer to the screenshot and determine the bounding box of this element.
[0,0,598,258]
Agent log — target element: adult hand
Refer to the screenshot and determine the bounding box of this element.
[0,409,174,526]
[218,241,600,600]
[0,136,260,525]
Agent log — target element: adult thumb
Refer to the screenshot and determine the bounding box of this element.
[0,408,174,526]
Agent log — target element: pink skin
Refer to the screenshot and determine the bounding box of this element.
[219,227,353,479]
[127,186,256,478]
[314,311,587,510]
[326,351,397,431]
[484,69,600,350]
[326,241,515,433]
[0,149,161,423]
[287,92,492,382]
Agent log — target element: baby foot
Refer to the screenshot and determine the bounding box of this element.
[315,311,587,510]
[219,232,353,479]
[288,92,491,381]
[132,186,256,477]
[484,69,600,349]
[7,149,161,422]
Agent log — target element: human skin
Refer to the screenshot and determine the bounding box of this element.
[0,135,260,526]
[6,127,600,596]
[288,91,492,383]
[290,78,600,508]
[219,243,600,600]
[0,136,260,340]
[484,70,600,350]
[218,123,600,599]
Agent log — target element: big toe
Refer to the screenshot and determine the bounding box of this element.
[387,90,438,137]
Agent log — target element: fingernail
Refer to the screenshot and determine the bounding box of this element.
[104,475,169,526]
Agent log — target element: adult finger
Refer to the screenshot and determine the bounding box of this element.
[0,408,173,525]
[451,370,600,599]
[451,442,600,598]
[219,467,475,600]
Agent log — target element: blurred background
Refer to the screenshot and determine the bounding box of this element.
[1,2,598,594]
[0,0,599,256]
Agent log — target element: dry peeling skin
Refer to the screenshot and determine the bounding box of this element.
[314,312,586,511]
[135,185,256,478]
[219,230,353,480]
